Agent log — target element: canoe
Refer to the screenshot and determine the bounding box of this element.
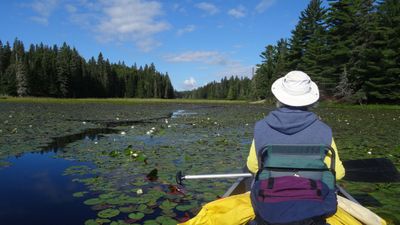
[221,177,386,225]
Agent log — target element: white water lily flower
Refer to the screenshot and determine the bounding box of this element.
[29,125,32,128]
[9,115,12,118]
[133,153,138,157]
[116,117,120,120]
[120,131,126,135]
[214,122,218,125]
[146,131,151,135]
[207,117,210,120]
[167,125,171,128]
[165,119,169,124]
[131,126,135,128]
[151,127,156,130]
[245,123,249,126]
[368,151,372,155]
[82,121,86,125]
[94,142,98,144]
[136,189,143,195]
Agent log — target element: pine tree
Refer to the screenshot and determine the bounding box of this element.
[370,0,400,102]
[253,45,276,99]
[56,43,71,97]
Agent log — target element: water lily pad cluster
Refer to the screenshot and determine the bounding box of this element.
[1,101,399,224]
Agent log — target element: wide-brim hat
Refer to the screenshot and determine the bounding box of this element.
[271,71,319,107]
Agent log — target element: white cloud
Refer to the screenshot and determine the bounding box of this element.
[164,51,227,65]
[216,62,255,78]
[228,5,246,18]
[67,0,170,52]
[27,0,59,25]
[255,0,276,13]
[195,2,219,15]
[177,25,196,36]
[183,77,197,90]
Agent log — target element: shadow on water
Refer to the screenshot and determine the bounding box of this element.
[41,114,174,152]
[42,128,118,152]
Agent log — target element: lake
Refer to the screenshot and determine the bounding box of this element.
[0,101,399,224]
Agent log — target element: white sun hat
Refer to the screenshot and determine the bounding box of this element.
[271,71,319,107]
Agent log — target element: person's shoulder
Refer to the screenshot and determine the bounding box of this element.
[313,117,332,132]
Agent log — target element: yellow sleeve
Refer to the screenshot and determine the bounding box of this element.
[324,138,345,180]
[246,139,259,174]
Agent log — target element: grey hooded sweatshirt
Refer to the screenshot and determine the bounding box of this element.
[253,107,333,155]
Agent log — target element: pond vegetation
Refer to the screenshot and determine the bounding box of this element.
[0,100,399,224]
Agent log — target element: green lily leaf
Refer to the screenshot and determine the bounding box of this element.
[84,198,103,205]
[128,212,145,220]
[156,216,178,225]
[159,200,177,210]
[143,220,159,225]
[84,219,98,225]
[72,191,88,198]
[97,208,120,218]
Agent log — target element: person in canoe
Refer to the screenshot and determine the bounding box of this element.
[245,70,345,224]
[246,70,345,179]
[179,71,386,225]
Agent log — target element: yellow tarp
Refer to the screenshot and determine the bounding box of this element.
[179,192,375,225]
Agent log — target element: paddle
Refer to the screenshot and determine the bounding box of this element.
[176,158,400,185]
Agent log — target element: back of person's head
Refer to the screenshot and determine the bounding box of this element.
[271,71,319,108]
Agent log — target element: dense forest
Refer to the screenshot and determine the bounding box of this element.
[184,0,400,104]
[0,40,174,98]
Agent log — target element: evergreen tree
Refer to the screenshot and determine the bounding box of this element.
[56,43,71,97]
[370,0,400,102]
[252,45,276,99]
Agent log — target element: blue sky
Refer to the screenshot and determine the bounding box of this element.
[0,0,317,91]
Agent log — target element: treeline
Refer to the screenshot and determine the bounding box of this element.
[185,0,400,103]
[180,76,252,100]
[0,39,174,98]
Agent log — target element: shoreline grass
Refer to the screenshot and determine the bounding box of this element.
[1,96,399,109]
[0,97,249,105]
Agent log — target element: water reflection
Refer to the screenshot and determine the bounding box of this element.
[0,152,96,225]
[171,110,198,118]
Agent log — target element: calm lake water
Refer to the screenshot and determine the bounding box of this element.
[0,152,95,225]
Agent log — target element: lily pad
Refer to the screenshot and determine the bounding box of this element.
[96,218,111,224]
[97,208,120,218]
[156,216,178,225]
[176,203,197,212]
[84,198,104,205]
[128,212,145,220]
[143,220,159,225]
[159,200,177,210]
[84,219,98,225]
[119,206,136,213]
[72,191,88,198]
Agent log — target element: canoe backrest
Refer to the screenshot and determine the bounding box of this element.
[257,144,336,189]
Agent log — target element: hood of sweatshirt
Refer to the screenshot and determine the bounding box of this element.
[265,107,318,135]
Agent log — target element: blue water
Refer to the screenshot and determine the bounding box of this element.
[0,152,95,225]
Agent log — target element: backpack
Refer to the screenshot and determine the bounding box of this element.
[250,145,338,225]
